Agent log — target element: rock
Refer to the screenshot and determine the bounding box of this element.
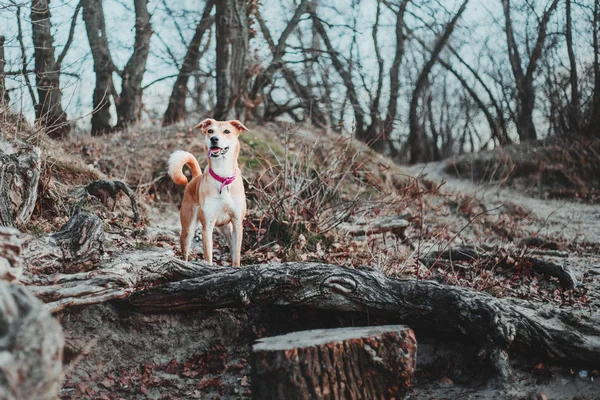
[439,376,454,388]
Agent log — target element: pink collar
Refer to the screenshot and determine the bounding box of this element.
[209,168,235,194]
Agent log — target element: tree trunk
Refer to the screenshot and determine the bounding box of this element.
[589,0,600,137]
[252,326,417,399]
[162,0,214,126]
[408,0,469,164]
[565,0,580,134]
[0,138,41,227]
[501,0,560,142]
[0,36,8,105]
[515,86,537,141]
[31,0,70,139]
[214,0,249,120]
[83,0,115,135]
[384,1,409,159]
[116,0,152,129]
[0,242,64,399]
[0,281,64,400]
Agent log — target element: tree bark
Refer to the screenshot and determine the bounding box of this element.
[214,0,249,120]
[252,326,417,399]
[408,0,469,164]
[31,0,70,139]
[0,138,41,227]
[22,211,105,275]
[0,227,23,281]
[162,0,215,126]
[83,0,116,135]
[116,0,152,129]
[0,36,8,105]
[501,0,560,142]
[0,280,64,400]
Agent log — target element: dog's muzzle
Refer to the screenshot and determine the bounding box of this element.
[209,146,230,158]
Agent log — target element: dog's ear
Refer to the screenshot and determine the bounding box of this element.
[229,120,249,134]
[194,118,215,130]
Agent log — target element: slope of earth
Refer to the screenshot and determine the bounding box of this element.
[4,117,599,399]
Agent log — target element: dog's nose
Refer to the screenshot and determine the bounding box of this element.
[210,136,219,145]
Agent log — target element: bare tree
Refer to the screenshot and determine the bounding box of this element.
[250,0,310,111]
[254,8,327,127]
[83,0,152,132]
[501,0,560,142]
[408,0,469,164]
[384,0,409,157]
[0,36,7,105]
[565,0,580,134]
[588,0,600,137]
[30,0,80,138]
[214,0,250,120]
[162,0,215,126]
[116,0,152,128]
[83,0,116,135]
[311,10,367,142]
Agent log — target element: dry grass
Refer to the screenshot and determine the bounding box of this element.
[445,137,600,202]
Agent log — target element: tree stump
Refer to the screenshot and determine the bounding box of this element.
[0,139,41,227]
[251,325,417,400]
[0,281,64,399]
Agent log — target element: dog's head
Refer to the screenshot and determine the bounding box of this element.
[194,119,248,159]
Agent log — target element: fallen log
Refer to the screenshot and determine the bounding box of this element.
[0,280,64,400]
[19,254,600,380]
[0,211,105,280]
[342,217,409,238]
[0,138,41,227]
[22,211,105,275]
[252,325,417,399]
[125,261,599,379]
[421,245,578,289]
[26,251,215,312]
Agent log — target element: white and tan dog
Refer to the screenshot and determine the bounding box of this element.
[168,119,248,266]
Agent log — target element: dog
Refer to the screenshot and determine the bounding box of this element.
[168,119,248,266]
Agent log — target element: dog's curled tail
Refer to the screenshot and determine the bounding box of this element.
[168,150,202,186]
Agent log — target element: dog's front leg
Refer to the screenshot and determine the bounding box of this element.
[231,218,243,267]
[202,221,215,264]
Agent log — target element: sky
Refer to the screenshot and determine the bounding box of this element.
[0,0,594,144]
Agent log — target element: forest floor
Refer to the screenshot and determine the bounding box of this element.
[5,119,600,399]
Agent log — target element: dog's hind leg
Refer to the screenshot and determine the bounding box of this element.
[180,201,198,261]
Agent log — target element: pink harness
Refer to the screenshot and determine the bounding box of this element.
[209,168,235,194]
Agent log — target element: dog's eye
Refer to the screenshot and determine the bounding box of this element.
[224,130,230,134]
[207,129,213,134]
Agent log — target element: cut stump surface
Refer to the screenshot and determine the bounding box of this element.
[252,325,417,400]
